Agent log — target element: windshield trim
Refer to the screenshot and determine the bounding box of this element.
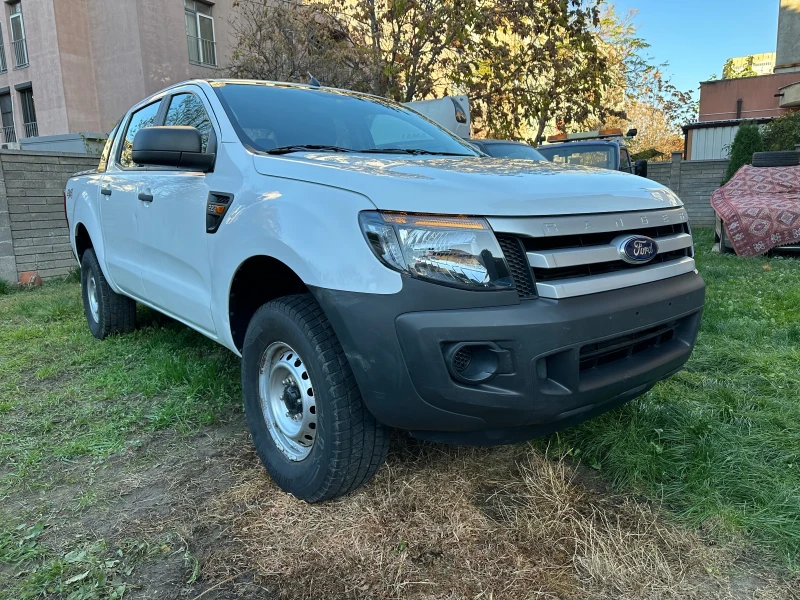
[211,82,480,158]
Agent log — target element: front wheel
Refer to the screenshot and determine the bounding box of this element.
[241,294,390,502]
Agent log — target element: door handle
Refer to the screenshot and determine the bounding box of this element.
[101,187,112,196]
[138,193,154,203]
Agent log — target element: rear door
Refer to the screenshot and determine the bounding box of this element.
[99,99,164,297]
[135,88,219,334]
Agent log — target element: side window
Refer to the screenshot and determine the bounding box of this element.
[619,147,631,172]
[165,93,214,152]
[119,101,162,168]
[97,120,121,173]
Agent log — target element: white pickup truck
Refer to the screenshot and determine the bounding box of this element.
[65,80,705,502]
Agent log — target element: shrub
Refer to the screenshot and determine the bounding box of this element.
[724,121,764,183]
[0,278,10,295]
[762,111,800,151]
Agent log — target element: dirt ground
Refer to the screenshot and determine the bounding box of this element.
[5,416,797,600]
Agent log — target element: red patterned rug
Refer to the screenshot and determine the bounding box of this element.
[711,164,800,256]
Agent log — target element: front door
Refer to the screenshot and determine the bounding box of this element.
[135,91,218,334]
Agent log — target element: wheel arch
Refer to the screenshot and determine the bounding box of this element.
[74,222,93,261]
[228,255,310,352]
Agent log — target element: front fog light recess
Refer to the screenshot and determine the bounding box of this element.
[359,212,513,290]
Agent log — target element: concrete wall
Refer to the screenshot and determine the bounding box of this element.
[645,152,729,226]
[776,0,800,73]
[0,150,97,283]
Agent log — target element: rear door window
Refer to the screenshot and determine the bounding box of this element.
[97,120,121,173]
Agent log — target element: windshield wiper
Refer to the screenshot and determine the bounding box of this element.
[357,148,473,156]
[265,144,355,155]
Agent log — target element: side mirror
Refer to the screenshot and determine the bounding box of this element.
[634,159,648,178]
[132,126,215,171]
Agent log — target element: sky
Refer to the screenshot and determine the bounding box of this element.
[608,0,781,95]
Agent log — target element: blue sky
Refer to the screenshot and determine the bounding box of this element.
[608,0,780,94]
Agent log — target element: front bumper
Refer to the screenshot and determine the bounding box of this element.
[312,271,705,445]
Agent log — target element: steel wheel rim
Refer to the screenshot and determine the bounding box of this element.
[87,274,99,322]
[258,342,317,461]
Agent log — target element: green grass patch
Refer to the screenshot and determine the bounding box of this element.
[545,228,800,566]
[0,280,240,494]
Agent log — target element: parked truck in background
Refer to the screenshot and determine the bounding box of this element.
[538,129,649,177]
[65,80,705,502]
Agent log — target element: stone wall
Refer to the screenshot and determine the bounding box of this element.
[0,150,99,283]
[645,152,729,226]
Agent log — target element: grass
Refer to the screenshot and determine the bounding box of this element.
[0,281,240,599]
[545,228,800,566]
[0,283,240,494]
[0,228,799,597]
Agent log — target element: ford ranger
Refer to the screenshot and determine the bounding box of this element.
[65,80,705,502]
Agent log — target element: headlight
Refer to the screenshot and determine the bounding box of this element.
[359,211,514,290]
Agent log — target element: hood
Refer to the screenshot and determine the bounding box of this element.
[252,153,682,216]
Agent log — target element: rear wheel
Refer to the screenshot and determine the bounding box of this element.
[80,248,136,339]
[241,294,390,502]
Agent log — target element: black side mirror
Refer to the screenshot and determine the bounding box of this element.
[132,126,215,171]
[634,159,648,178]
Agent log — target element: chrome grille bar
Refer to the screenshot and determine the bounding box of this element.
[536,258,696,299]
[490,208,696,299]
[527,233,693,269]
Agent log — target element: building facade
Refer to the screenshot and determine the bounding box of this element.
[0,0,234,144]
[724,53,776,77]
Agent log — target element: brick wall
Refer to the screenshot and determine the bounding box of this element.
[645,152,729,226]
[0,150,99,283]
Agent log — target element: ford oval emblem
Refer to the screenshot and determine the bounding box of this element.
[615,235,659,265]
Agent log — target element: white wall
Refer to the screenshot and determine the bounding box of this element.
[690,126,738,160]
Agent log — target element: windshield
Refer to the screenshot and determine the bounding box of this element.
[212,83,478,156]
[481,142,545,161]
[537,144,617,170]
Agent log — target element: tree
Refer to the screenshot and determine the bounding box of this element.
[228,0,377,91]
[762,111,800,151]
[591,6,695,157]
[724,121,764,183]
[229,0,480,102]
[451,0,609,144]
[722,56,757,80]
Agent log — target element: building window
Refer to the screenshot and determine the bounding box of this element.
[185,1,217,67]
[9,3,28,69]
[19,87,36,138]
[0,94,15,143]
[0,25,7,74]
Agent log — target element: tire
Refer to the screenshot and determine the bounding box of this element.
[80,248,136,339]
[716,217,734,254]
[241,294,390,502]
[752,151,800,167]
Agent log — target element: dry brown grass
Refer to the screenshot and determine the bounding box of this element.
[198,437,798,600]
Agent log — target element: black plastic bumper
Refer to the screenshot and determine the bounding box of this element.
[311,271,705,445]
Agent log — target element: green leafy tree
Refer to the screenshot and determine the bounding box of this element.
[229,0,480,102]
[762,111,800,151]
[451,0,609,144]
[724,121,764,183]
